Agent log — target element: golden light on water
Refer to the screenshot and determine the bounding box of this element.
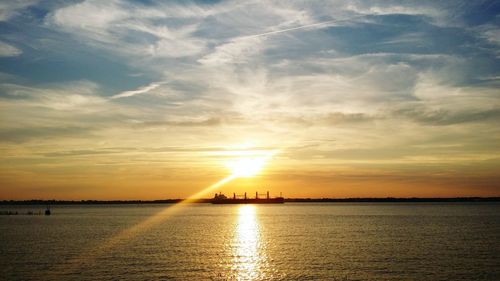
[52,146,278,278]
[51,175,237,277]
[233,205,266,279]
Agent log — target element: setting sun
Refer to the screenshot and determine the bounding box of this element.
[226,157,267,178]
[1,1,499,280]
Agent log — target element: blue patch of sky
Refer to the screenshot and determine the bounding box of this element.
[262,11,499,88]
[321,15,477,56]
[1,0,498,95]
[262,15,444,61]
[0,53,151,94]
[0,14,154,96]
[129,0,157,6]
[461,0,500,26]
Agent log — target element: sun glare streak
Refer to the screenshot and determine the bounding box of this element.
[49,174,236,278]
[49,148,279,277]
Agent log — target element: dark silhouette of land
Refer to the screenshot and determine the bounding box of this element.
[1,197,499,205]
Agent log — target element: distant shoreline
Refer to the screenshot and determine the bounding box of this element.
[1,197,499,205]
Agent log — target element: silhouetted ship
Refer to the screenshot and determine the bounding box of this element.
[212,191,284,204]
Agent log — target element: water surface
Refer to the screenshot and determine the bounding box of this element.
[1,203,499,280]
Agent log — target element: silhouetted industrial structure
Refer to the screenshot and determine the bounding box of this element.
[212,191,284,204]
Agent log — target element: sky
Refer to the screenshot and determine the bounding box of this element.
[0,0,499,199]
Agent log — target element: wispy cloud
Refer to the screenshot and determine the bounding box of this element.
[45,0,207,59]
[0,0,38,21]
[135,117,221,128]
[0,41,22,57]
[110,82,165,99]
[1,0,499,198]
[198,36,263,66]
[0,126,93,143]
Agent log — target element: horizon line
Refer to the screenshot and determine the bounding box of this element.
[1,197,499,204]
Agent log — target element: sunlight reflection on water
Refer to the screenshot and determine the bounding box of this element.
[232,205,267,280]
[2,204,500,280]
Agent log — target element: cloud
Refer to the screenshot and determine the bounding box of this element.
[482,27,500,45]
[1,0,500,198]
[125,23,206,58]
[110,82,164,99]
[198,37,263,66]
[0,81,130,145]
[45,0,206,59]
[1,81,106,111]
[0,41,22,57]
[41,148,128,158]
[393,106,500,126]
[344,3,441,17]
[136,117,221,127]
[0,126,93,143]
[265,112,375,126]
[0,0,38,21]
[47,1,128,34]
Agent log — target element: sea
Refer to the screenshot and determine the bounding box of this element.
[1,203,499,280]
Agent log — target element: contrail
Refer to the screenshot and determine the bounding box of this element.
[240,15,364,39]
